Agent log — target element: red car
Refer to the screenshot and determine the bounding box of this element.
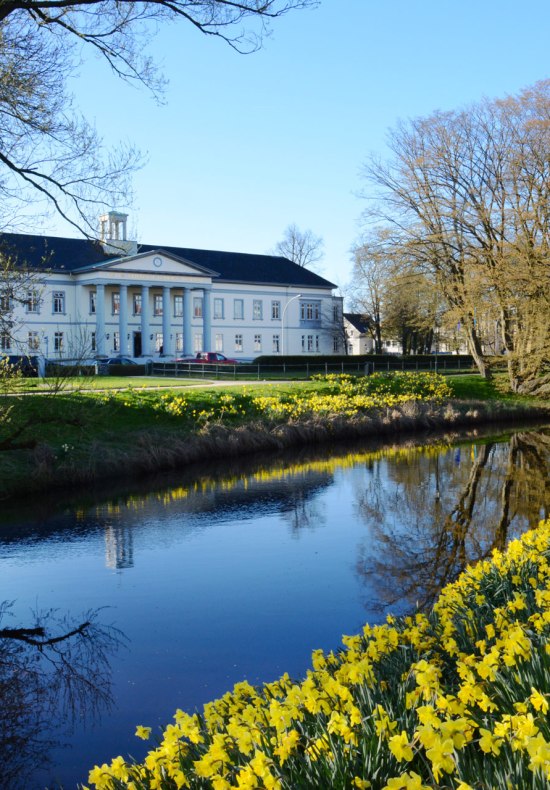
[189,352,239,364]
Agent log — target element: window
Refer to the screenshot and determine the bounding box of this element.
[253,300,263,320]
[175,333,183,353]
[333,336,340,352]
[307,335,314,352]
[26,290,40,313]
[301,335,305,352]
[0,291,12,313]
[91,332,96,352]
[300,301,321,321]
[193,297,203,318]
[155,333,163,353]
[254,334,262,352]
[233,299,244,320]
[153,294,163,316]
[333,303,340,322]
[271,301,280,320]
[1,332,11,351]
[133,293,142,315]
[53,291,65,314]
[113,331,120,352]
[315,335,320,352]
[215,334,223,352]
[272,334,280,353]
[174,295,183,317]
[193,333,203,352]
[214,298,224,319]
[235,334,243,352]
[28,331,40,350]
[54,332,64,352]
[89,291,96,314]
[111,292,120,315]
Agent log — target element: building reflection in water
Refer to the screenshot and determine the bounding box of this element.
[105,524,135,570]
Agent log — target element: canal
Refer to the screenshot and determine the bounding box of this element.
[1,423,549,788]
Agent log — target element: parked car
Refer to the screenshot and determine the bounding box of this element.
[189,352,239,364]
[173,354,198,363]
[98,356,138,373]
[103,356,137,366]
[0,354,39,377]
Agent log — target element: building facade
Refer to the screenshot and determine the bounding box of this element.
[0,213,343,361]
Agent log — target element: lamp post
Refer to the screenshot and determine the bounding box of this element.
[281,293,302,356]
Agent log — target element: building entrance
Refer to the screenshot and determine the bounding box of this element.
[133,332,142,357]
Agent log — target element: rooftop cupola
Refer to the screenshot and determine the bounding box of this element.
[99,211,137,256]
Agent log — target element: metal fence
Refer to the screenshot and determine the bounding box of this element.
[149,357,474,381]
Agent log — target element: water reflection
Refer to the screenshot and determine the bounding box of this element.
[105,525,134,570]
[0,604,123,788]
[355,429,550,613]
[0,423,549,787]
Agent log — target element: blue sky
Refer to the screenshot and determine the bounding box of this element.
[54,0,549,292]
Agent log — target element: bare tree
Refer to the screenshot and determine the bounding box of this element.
[383,271,437,354]
[361,81,550,393]
[0,1,317,235]
[348,237,388,353]
[349,228,437,354]
[275,223,324,269]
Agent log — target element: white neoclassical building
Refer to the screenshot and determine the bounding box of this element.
[0,212,343,361]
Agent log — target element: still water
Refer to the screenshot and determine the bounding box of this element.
[1,424,549,788]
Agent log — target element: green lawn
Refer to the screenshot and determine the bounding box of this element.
[446,373,547,404]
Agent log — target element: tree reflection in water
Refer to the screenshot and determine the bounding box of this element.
[0,603,123,788]
[356,429,550,614]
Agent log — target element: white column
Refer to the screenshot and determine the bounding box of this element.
[202,287,211,352]
[141,285,150,356]
[119,284,128,355]
[95,284,106,356]
[183,287,192,355]
[162,286,171,356]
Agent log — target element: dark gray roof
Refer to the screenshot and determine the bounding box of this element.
[344,313,371,333]
[0,232,337,289]
[0,233,114,271]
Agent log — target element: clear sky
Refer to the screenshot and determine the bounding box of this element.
[49,0,549,293]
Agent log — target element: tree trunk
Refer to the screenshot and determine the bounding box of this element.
[465,324,491,379]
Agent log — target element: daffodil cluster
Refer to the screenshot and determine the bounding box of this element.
[253,373,452,421]
[152,373,453,426]
[88,518,550,789]
[156,391,258,424]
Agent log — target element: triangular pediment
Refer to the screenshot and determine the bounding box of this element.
[75,249,219,278]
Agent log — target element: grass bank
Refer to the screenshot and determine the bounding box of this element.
[89,517,550,789]
[1,373,548,501]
